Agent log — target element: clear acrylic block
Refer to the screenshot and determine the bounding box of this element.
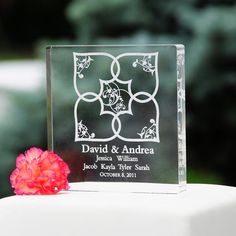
[46,44,186,193]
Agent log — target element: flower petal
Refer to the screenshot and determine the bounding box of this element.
[25,147,43,161]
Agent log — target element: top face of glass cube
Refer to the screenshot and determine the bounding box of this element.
[46,45,185,192]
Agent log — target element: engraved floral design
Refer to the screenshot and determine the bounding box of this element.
[73,52,160,142]
[102,82,129,114]
[77,120,95,139]
[75,55,93,79]
[138,119,157,139]
[132,56,155,75]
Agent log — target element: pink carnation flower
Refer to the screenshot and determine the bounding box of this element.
[10,147,70,195]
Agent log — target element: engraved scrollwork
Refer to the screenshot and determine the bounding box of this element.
[75,56,93,79]
[102,82,128,114]
[77,120,95,139]
[132,55,155,75]
[137,119,157,139]
[73,52,159,142]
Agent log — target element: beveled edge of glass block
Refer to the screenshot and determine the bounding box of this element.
[176,45,186,191]
[46,48,53,151]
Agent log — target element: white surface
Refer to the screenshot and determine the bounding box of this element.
[0,60,44,91]
[0,183,236,236]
